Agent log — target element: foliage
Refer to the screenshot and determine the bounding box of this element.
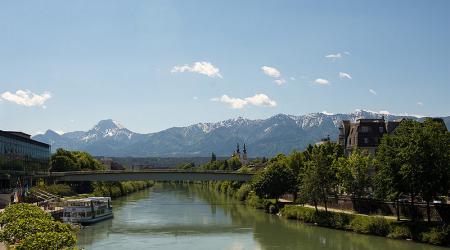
[246,193,274,210]
[211,152,217,162]
[235,183,252,201]
[388,224,412,239]
[298,142,342,210]
[16,231,76,250]
[349,216,391,236]
[251,161,296,200]
[0,203,52,226]
[0,204,76,249]
[51,148,105,172]
[421,226,450,245]
[0,217,73,245]
[31,184,76,197]
[281,205,352,229]
[334,150,373,198]
[374,119,450,221]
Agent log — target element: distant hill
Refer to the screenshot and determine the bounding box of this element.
[33,110,450,157]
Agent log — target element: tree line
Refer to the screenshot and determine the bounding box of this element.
[248,118,449,222]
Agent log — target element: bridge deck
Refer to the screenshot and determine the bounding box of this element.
[49,170,254,182]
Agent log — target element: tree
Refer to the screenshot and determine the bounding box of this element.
[251,161,296,202]
[374,119,450,222]
[418,119,450,222]
[335,149,372,199]
[211,152,217,163]
[228,156,242,171]
[287,151,306,201]
[50,155,79,172]
[0,204,76,249]
[299,143,339,211]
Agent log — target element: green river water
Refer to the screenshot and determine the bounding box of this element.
[77,183,445,250]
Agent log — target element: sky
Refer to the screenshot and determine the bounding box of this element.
[0,0,449,135]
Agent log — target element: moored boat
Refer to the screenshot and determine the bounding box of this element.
[62,197,113,225]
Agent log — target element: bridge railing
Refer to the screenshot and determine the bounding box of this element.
[49,169,253,176]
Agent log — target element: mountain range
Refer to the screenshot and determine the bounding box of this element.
[32,110,450,157]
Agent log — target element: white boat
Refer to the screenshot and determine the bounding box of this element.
[62,197,113,225]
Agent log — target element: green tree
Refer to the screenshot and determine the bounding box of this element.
[228,156,242,171]
[0,204,76,249]
[299,143,340,211]
[251,161,296,202]
[287,151,306,201]
[334,149,373,199]
[374,119,450,222]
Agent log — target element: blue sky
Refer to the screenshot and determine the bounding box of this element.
[0,0,449,135]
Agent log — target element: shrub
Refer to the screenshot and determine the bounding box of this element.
[421,226,450,245]
[40,184,76,197]
[246,193,273,210]
[235,184,252,201]
[280,206,353,229]
[16,231,76,250]
[350,216,391,236]
[0,218,73,245]
[388,224,412,239]
[0,203,52,226]
[0,204,77,249]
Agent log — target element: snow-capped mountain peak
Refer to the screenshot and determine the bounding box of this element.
[32,112,449,157]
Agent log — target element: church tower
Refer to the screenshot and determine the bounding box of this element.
[242,143,248,165]
[235,143,240,159]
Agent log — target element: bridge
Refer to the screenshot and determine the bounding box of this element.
[48,170,255,182]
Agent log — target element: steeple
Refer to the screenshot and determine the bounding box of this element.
[236,143,240,154]
[242,143,248,165]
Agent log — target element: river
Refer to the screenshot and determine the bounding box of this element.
[77,183,444,250]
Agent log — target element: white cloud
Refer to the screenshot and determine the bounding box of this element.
[325,53,342,61]
[379,110,391,115]
[1,90,51,107]
[289,77,296,81]
[321,111,334,115]
[211,93,277,109]
[369,89,377,95]
[171,61,222,78]
[193,96,198,100]
[261,66,281,78]
[314,78,330,85]
[339,72,352,79]
[274,78,286,85]
[417,102,424,106]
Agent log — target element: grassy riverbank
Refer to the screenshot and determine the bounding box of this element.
[200,181,450,246]
[29,180,154,200]
[281,205,450,246]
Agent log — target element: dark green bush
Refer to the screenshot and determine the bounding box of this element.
[421,226,450,245]
[235,183,252,201]
[0,204,77,249]
[16,231,76,250]
[349,216,391,236]
[38,184,76,197]
[0,203,52,226]
[388,224,412,239]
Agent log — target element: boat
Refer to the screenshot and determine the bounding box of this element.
[62,197,113,225]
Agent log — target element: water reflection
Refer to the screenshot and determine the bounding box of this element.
[78,183,443,250]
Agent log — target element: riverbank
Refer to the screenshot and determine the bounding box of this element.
[200,181,450,247]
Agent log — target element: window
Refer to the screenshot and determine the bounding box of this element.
[360,126,369,133]
[379,126,384,133]
[364,138,369,144]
